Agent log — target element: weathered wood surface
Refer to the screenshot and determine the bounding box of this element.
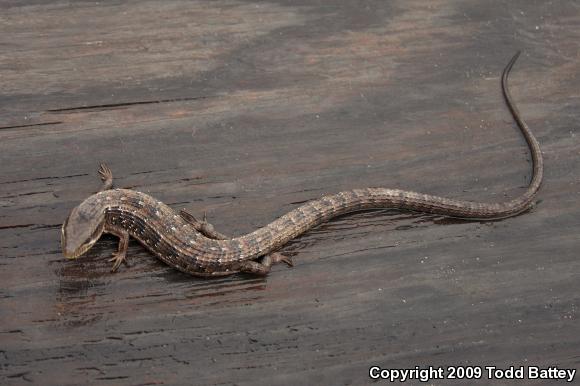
[1,1,579,385]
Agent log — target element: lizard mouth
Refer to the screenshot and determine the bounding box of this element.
[63,243,91,259]
[61,230,99,259]
[62,236,100,259]
[61,215,104,259]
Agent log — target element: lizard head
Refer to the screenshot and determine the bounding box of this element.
[61,196,106,259]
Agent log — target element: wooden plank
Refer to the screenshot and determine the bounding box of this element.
[1,0,579,384]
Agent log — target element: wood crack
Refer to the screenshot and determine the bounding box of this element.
[0,121,63,131]
[46,95,215,113]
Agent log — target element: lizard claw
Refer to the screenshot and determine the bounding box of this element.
[98,163,114,191]
[108,252,128,272]
[270,252,293,267]
[98,163,112,182]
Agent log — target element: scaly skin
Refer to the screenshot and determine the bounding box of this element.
[61,52,543,277]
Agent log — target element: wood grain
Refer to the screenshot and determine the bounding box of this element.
[1,0,579,384]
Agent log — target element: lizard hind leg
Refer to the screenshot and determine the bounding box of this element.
[239,252,293,276]
[98,163,114,192]
[179,209,229,240]
[179,209,294,275]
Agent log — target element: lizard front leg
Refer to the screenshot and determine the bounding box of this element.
[104,224,129,272]
[98,163,113,192]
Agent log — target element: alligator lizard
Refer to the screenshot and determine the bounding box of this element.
[61,52,543,277]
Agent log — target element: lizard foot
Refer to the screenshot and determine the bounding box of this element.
[239,252,293,275]
[271,252,293,267]
[108,251,128,272]
[179,209,229,240]
[98,163,114,191]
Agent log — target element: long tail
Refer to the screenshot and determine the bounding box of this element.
[499,51,543,211]
[232,52,543,259]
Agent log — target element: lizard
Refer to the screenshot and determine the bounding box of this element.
[61,51,543,277]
